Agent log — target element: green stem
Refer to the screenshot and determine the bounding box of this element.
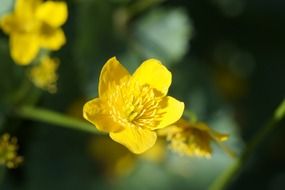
[209,160,241,190]
[209,99,285,190]
[15,106,102,135]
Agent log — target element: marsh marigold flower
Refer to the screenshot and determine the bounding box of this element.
[83,57,184,154]
[29,56,59,93]
[159,119,229,158]
[0,0,67,65]
[0,133,23,168]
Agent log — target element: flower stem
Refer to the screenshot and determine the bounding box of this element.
[15,106,102,135]
[209,99,285,190]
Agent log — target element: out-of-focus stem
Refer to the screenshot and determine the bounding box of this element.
[210,99,285,190]
[15,106,102,135]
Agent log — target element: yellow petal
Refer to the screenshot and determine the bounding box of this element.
[10,34,39,65]
[192,122,211,132]
[194,122,229,142]
[36,1,68,28]
[83,98,124,133]
[39,28,66,50]
[0,15,17,34]
[210,130,229,142]
[141,140,165,162]
[99,57,130,97]
[132,59,171,95]
[153,96,184,130]
[15,0,40,18]
[110,127,157,154]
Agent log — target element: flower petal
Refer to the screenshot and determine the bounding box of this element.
[36,1,68,28]
[0,15,17,34]
[132,59,171,95]
[15,0,40,18]
[110,127,157,154]
[99,57,130,97]
[210,130,229,142]
[39,28,66,50]
[153,96,184,130]
[83,98,124,133]
[10,33,39,65]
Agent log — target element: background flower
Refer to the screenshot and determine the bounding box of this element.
[159,119,229,158]
[0,0,67,65]
[28,56,59,93]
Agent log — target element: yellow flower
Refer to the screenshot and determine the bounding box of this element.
[83,57,184,154]
[159,119,229,158]
[0,0,67,65]
[0,133,23,168]
[29,56,59,93]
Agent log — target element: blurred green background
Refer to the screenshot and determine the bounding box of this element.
[0,0,284,189]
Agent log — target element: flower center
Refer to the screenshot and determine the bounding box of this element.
[107,78,164,129]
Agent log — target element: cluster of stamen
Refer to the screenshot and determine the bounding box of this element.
[106,78,164,129]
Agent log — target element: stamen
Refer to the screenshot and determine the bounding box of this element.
[106,78,164,128]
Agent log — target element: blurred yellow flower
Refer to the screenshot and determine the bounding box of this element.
[29,56,59,93]
[140,139,166,162]
[88,137,166,177]
[88,136,135,177]
[159,119,229,158]
[0,0,67,65]
[0,133,23,168]
[83,57,184,154]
